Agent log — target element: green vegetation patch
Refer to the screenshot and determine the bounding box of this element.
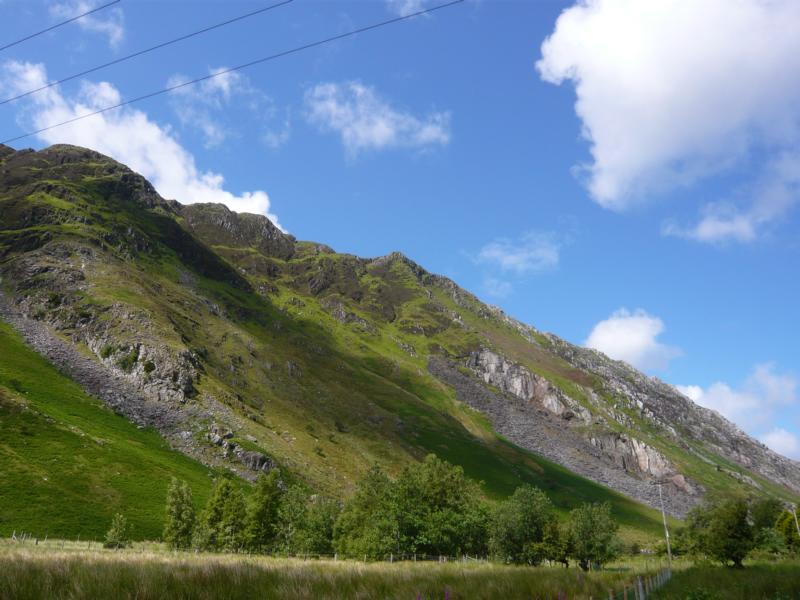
[0,322,214,540]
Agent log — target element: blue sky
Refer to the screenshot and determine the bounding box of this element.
[1,0,799,458]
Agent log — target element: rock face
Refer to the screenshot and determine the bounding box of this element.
[180,203,296,260]
[429,356,697,516]
[467,349,592,424]
[543,334,800,495]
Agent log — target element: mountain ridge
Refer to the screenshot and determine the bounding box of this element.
[1,143,797,532]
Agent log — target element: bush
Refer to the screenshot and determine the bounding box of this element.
[104,513,131,549]
[116,347,139,372]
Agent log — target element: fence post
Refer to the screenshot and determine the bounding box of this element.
[637,576,645,600]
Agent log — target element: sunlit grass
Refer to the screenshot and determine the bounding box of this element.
[0,543,671,600]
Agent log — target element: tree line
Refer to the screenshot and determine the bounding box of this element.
[673,496,800,567]
[106,454,622,569]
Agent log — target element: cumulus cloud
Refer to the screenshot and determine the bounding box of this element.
[585,308,681,372]
[537,0,800,237]
[2,60,282,228]
[761,428,800,460]
[50,0,125,48]
[477,231,561,275]
[676,364,797,429]
[305,81,450,156]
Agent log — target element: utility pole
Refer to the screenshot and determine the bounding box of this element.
[653,480,672,569]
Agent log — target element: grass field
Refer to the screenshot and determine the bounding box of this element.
[651,561,800,599]
[0,543,666,600]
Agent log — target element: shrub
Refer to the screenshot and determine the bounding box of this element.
[104,513,131,549]
[116,347,139,372]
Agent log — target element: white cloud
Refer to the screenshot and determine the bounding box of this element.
[50,0,124,49]
[761,428,800,460]
[305,81,450,156]
[386,0,430,16]
[167,68,286,149]
[677,364,798,429]
[483,277,512,299]
[537,0,800,233]
[663,152,800,243]
[585,308,681,371]
[477,231,561,275]
[2,60,282,229]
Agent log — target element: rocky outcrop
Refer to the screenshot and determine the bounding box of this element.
[429,356,698,516]
[180,203,296,260]
[206,424,276,473]
[460,349,695,494]
[0,290,273,480]
[467,349,592,424]
[543,333,800,494]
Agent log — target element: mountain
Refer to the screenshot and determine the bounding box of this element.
[1,144,798,539]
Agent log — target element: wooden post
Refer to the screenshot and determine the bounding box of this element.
[623,585,628,600]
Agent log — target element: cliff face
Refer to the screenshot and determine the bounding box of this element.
[1,143,798,525]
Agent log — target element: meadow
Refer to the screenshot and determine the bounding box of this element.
[0,541,670,600]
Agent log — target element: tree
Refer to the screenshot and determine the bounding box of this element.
[776,510,800,553]
[245,470,283,552]
[193,479,245,552]
[705,498,754,567]
[218,486,247,552]
[302,495,341,555]
[489,485,554,565]
[394,454,489,557]
[333,465,399,560]
[569,502,619,571]
[751,497,783,531]
[163,478,196,550]
[104,513,131,549]
[541,517,572,568]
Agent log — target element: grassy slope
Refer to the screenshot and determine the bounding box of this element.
[0,322,215,540]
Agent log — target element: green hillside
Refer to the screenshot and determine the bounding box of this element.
[0,322,216,539]
[2,144,797,543]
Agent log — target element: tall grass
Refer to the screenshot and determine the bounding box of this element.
[651,561,800,600]
[0,545,660,600]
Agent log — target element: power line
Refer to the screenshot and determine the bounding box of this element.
[0,0,122,53]
[1,0,465,146]
[1,0,295,106]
